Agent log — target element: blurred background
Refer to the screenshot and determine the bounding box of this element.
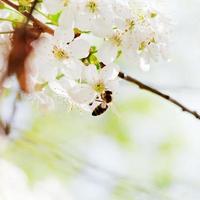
[1,0,200,199]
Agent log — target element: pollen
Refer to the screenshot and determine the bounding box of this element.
[86,0,98,13]
[93,82,105,93]
[150,11,157,18]
[52,46,69,61]
[138,38,156,51]
[110,34,122,47]
[125,19,135,31]
[138,41,146,51]
[63,0,70,7]
[138,14,145,23]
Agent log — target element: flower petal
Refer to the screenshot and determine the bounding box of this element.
[69,39,90,59]
[75,14,91,31]
[97,42,118,65]
[67,84,96,104]
[49,81,68,98]
[100,63,120,81]
[106,79,119,93]
[91,18,113,38]
[63,60,84,81]
[59,7,75,29]
[83,65,99,84]
[140,57,150,72]
[54,28,74,44]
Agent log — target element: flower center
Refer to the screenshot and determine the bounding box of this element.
[86,0,98,13]
[110,34,122,47]
[93,82,105,93]
[63,0,70,7]
[52,46,69,61]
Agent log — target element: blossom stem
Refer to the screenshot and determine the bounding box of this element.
[2,0,200,121]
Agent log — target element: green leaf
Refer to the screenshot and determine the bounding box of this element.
[47,11,61,26]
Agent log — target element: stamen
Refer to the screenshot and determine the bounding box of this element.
[86,0,98,13]
[52,46,69,61]
[93,82,105,93]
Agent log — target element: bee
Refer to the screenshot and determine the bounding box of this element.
[92,90,113,116]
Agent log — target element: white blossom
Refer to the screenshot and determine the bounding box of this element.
[0,0,171,115]
[43,0,71,13]
[32,27,90,83]
[48,63,119,115]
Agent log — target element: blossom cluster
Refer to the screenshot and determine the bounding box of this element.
[0,0,170,116]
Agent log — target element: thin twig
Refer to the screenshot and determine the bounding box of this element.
[0,0,54,34]
[5,92,20,135]
[24,0,39,26]
[0,120,6,135]
[118,72,200,119]
[1,0,200,120]
[0,91,20,135]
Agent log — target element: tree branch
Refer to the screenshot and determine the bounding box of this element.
[118,72,200,119]
[2,0,200,120]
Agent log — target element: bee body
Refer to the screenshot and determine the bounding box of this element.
[92,90,113,116]
[101,90,112,103]
[92,103,108,116]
